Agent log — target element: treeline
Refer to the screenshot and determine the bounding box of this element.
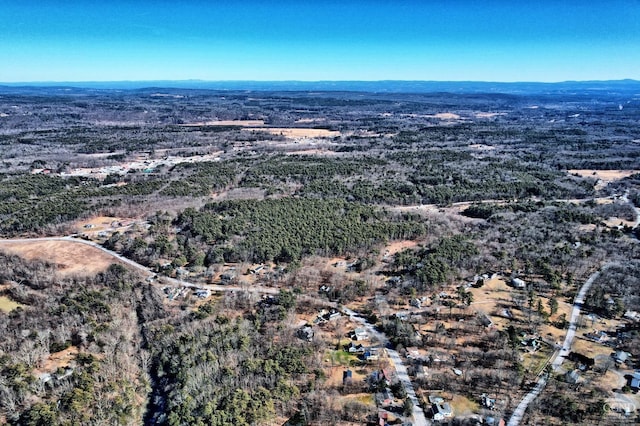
[239,155,383,187]
[298,151,595,206]
[0,175,89,234]
[586,262,640,318]
[159,162,238,197]
[173,198,425,264]
[393,235,479,292]
[462,201,604,225]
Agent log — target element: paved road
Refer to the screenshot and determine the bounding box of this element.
[0,236,278,295]
[506,263,616,426]
[343,307,430,426]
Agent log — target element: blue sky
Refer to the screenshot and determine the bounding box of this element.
[1,1,639,82]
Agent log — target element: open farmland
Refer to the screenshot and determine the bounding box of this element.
[0,240,119,276]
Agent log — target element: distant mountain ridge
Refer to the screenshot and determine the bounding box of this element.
[1,79,639,95]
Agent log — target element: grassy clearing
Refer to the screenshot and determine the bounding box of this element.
[326,349,359,366]
[450,394,479,416]
[522,346,555,376]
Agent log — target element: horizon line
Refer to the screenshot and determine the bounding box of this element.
[1,78,640,85]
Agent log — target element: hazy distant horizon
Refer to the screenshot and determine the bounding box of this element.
[1,1,639,83]
[3,79,640,96]
[2,78,639,85]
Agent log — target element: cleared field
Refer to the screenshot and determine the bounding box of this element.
[384,240,419,256]
[34,346,80,375]
[428,112,461,120]
[569,169,639,181]
[450,394,480,416]
[0,240,117,276]
[569,169,639,189]
[71,215,131,234]
[604,217,636,228]
[248,127,341,138]
[0,296,22,312]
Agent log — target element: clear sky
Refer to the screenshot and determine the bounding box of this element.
[1,0,639,82]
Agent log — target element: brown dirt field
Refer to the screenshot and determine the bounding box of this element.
[325,363,368,388]
[248,127,341,138]
[540,300,573,344]
[469,276,511,310]
[326,257,348,268]
[571,337,613,359]
[598,369,626,391]
[0,240,118,276]
[34,346,79,375]
[569,169,640,190]
[383,240,419,256]
[604,217,636,228]
[342,393,375,405]
[569,169,639,182]
[71,215,131,234]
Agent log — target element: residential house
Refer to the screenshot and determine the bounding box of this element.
[566,369,581,385]
[630,371,640,390]
[353,327,369,341]
[567,352,594,370]
[480,313,494,328]
[250,264,265,274]
[386,276,402,286]
[194,289,211,299]
[328,310,341,321]
[220,271,236,281]
[614,350,629,365]
[485,416,506,426]
[314,309,341,324]
[481,393,496,409]
[364,348,380,362]
[369,369,391,388]
[428,395,445,405]
[347,342,365,353]
[297,325,314,342]
[432,402,453,421]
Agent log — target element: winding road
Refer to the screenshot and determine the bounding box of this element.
[2,192,637,426]
[0,236,278,294]
[0,236,428,423]
[506,263,617,426]
[343,307,430,426]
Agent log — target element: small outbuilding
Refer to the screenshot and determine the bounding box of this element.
[511,277,526,288]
